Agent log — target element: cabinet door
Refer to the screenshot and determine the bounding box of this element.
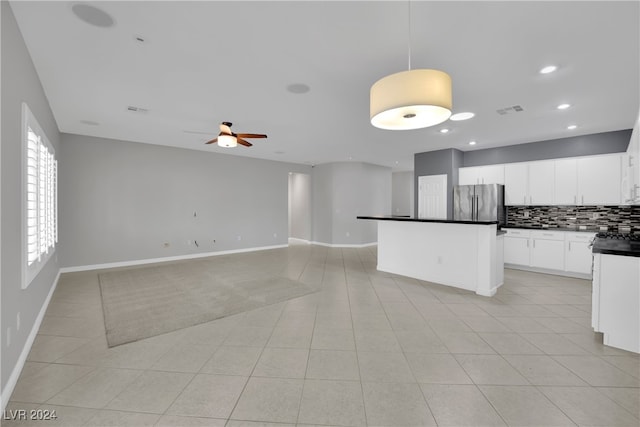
[577,155,622,205]
[625,117,639,203]
[480,165,505,185]
[504,163,528,205]
[504,236,530,265]
[565,239,593,274]
[459,167,479,185]
[528,161,555,205]
[531,239,564,270]
[555,158,578,205]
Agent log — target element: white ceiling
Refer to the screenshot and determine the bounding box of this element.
[10,1,640,171]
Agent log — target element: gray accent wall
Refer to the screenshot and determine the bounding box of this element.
[1,1,62,395]
[414,149,463,219]
[392,171,414,216]
[463,130,631,167]
[59,134,311,268]
[312,162,391,245]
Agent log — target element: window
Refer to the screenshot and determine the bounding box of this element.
[22,103,57,288]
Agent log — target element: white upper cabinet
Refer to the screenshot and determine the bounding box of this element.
[577,155,622,205]
[623,112,639,204]
[529,161,555,205]
[458,165,504,185]
[504,160,554,205]
[555,158,578,205]
[504,163,528,205]
[460,153,623,206]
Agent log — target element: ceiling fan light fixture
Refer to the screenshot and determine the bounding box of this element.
[370,69,452,130]
[218,134,237,148]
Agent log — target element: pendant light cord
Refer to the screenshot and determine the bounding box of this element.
[407,0,412,70]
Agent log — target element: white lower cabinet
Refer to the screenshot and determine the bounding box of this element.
[530,232,565,271]
[504,231,530,265]
[565,232,596,274]
[503,228,595,277]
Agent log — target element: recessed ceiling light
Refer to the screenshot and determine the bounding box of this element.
[540,65,557,74]
[286,83,310,94]
[395,161,399,164]
[71,3,115,28]
[440,128,450,134]
[567,125,577,130]
[469,141,477,146]
[80,120,100,126]
[557,103,571,110]
[450,112,475,121]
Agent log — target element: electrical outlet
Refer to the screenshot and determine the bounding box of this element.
[346,232,350,237]
[523,211,530,218]
[163,242,170,248]
[237,236,242,241]
[593,212,600,219]
[437,256,443,264]
[273,233,277,238]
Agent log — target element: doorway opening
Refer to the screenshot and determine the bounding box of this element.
[288,172,311,243]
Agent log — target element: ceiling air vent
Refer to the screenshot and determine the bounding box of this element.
[496,105,524,115]
[127,106,149,113]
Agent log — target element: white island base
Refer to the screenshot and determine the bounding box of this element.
[374,219,504,297]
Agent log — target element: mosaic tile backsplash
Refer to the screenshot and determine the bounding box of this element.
[506,206,640,232]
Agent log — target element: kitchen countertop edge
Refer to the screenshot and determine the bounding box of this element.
[356,216,499,225]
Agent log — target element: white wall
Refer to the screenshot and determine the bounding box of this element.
[59,134,312,268]
[392,171,414,217]
[312,162,391,245]
[1,1,62,400]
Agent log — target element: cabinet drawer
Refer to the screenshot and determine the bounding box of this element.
[565,232,596,242]
[530,230,564,241]
[503,228,531,237]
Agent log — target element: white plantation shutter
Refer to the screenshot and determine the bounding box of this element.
[26,129,40,264]
[23,103,57,287]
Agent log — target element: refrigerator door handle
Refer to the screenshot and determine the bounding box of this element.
[475,195,480,221]
[471,195,475,221]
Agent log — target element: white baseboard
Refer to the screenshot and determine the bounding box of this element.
[288,237,311,245]
[504,264,592,280]
[310,241,377,248]
[59,244,289,273]
[1,270,60,412]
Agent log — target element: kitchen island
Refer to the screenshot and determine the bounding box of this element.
[358,216,504,296]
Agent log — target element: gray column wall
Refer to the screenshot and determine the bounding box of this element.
[312,162,391,245]
[392,171,415,217]
[1,1,62,395]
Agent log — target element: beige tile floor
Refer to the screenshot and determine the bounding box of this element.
[5,243,640,426]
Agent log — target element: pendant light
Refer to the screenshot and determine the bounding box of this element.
[370,1,452,130]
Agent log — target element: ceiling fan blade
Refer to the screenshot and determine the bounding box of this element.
[236,138,253,147]
[220,123,232,134]
[236,133,267,139]
[205,137,218,145]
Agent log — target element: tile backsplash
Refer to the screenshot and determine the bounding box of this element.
[506,205,640,232]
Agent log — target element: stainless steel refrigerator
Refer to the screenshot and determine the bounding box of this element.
[453,184,505,224]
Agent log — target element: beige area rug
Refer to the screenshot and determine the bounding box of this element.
[98,248,320,347]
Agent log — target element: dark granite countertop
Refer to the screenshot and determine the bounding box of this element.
[501,225,600,233]
[357,216,499,225]
[592,239,640,257]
